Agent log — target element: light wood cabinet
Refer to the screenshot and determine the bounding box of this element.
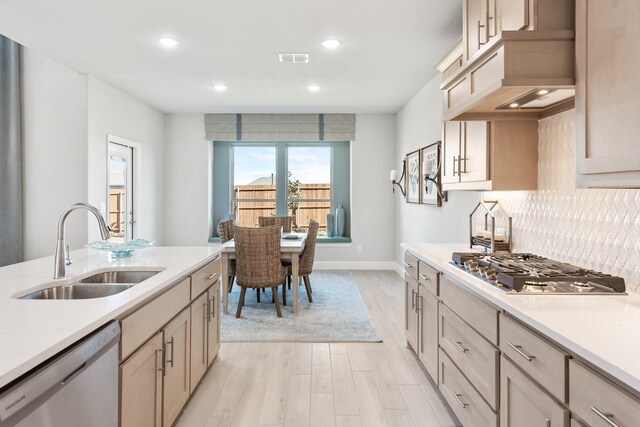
[405,273,419,351]
[417,285,438,382]
[163,308,191,427]
[500,314,569,403]
[440,303,499,410]
[569,359,640,427]
[190,291,208,393]
[465,0,488,61]
[442,120,538,191]
[439,348,498,427]
[207,282,220,366]
[120,332,163,427]
[501,356,569,427]
[575,0,640,188]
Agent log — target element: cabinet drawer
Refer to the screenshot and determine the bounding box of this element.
[439,348,498,427]
[191,256,221,299]
[440,275,499,344]
[440,303,499,410]
[417,261,438,296]
[404,252,419,280]
[501,355,569,427]
[569,359,640,427]
[500,313,569,403]
[121,278,191,360]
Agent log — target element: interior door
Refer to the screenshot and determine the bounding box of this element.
[462,121,489,183]
[108,142,134,241]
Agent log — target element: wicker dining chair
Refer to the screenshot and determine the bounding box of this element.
[258,216,293,232]
[217,219,237,293]
[282,219,319,305]
[233,225,287,318]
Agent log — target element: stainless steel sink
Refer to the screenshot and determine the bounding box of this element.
[79,270,160,284]
[19,269,162,300]
[21,284,135,300]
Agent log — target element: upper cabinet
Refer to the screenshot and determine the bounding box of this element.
[437,0,576,121]
[575,0,640,188]
[442,120,538,191]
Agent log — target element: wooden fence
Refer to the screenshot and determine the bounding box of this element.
[233,184,331,232]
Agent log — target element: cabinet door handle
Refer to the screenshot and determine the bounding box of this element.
[451,391,469,408]
[451,339,468,353]
[453,155,458,176]
[477,20,486,48]
[210,295,215,320]
[158,348,165,376]
[166,337,174,368]
[411,289,416,310]
[206,272,218,281]
[507,342,535,362]
[590,407,620,427]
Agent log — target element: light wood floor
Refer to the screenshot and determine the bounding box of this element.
[176,270,459,427]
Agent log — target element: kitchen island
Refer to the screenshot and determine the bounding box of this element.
[0,246,222,389]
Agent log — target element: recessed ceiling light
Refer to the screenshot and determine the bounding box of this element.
[158,37,179,48]
[321,39,342,49]
[537,89,550,95]
[509,102,520,108]
[213,85,227,92]
[307,85,321,92]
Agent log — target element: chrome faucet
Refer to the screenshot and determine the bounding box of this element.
[54,203,111,279]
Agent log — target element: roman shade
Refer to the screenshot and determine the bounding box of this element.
[204,114,355,141]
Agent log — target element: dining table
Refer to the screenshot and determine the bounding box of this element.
[220,232,306,314]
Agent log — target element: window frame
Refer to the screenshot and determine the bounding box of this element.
[211,140,350,242]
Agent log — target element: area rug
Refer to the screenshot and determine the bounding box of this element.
[221,271,382,342]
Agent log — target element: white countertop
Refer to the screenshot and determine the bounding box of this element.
[0,246,222,389]
[403,243,640,395]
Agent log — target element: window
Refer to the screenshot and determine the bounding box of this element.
[212,141,350,240]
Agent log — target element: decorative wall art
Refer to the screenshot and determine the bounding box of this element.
[421,141,444,207]
[405,150,421,204]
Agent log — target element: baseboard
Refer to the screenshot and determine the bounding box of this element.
[315,261,403,272]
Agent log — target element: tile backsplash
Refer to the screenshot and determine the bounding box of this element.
[484,110,640,292]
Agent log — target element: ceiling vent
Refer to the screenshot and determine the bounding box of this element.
[279,53,309,64]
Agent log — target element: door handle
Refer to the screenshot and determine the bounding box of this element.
[507,342,535,361]
[165,337,174,368]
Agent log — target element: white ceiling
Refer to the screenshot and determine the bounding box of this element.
[0,0,461,114]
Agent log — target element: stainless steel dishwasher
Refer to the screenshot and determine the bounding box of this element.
[0,321,120,427]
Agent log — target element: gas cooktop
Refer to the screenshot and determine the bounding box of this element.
[451,252,626,294]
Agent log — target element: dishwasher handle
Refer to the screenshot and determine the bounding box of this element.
[0,321,120,424]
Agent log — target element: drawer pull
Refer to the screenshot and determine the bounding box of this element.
[411,289,416,310]
[419,274,430,281]
[166,337,174,368]
[507,342,535,362]
[590,407,620,427]
[404,262,413,269]
[451,391,468,408]
[206,272,218,281]
[451,339,468,353]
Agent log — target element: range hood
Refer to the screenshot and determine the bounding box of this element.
[437,31,575,121]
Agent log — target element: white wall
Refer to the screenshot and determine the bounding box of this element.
[162,113,398,265]
[21,47,89,260]
[394,75,478,266]
[87,77,165,243]
[163,114,211,246]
